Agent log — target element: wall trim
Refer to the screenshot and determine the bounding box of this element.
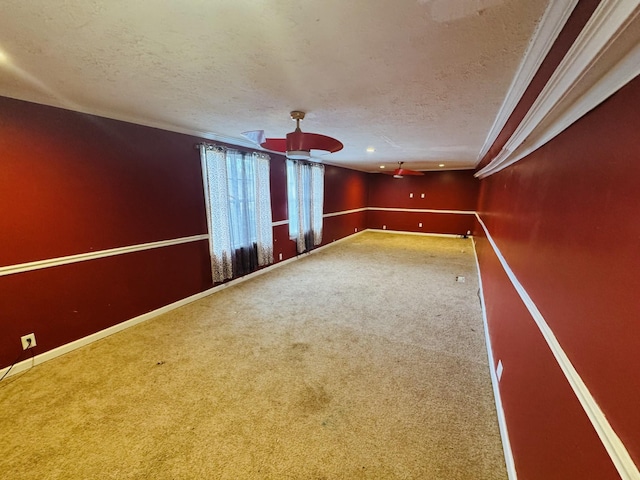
[0,234,209,277]
[282,206,473,227]
[475,213,640,479]
[476,0,640,178]
[323,207,368,218]
[367,229,464,239]
[326,207,477,217]
[471,237,517,480]
[476,0,579,164]
[275,207,368,225]
[367,207,476,215]
[0,206,471,277]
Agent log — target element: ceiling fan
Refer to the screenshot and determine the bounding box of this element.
[384,162,424,178]
[242,111,343,160]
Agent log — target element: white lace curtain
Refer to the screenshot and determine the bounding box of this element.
[286,159,324,253]
[200,145,273,283]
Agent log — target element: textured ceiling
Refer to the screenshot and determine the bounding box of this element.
[0,0,550,172]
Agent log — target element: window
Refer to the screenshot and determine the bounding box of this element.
[200,145,273,282]
[286,159,324,253]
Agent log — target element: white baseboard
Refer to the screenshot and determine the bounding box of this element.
[0,288,216,380]
[367,228,470,239]
[471,237,518,480]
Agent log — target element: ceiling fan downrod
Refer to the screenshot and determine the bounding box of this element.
[290,110,305,132]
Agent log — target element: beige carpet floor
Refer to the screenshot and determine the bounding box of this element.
[0,231,506,479]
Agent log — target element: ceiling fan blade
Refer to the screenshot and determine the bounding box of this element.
[241,130,266,145]
[242,112,342,158]
[287,131,343,154]
[260,137,288,153]
[384,162,424,177]
[397,168,424,176]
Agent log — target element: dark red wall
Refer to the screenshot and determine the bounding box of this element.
[0,97,476,370]
[0,99,208,265]
[476,75,640,477]
[0,242,212,359]
[322,165,368,244]
[367,170,478,235]
[475,234,618,479]
[0,97,213,367]
[0,96,370,368]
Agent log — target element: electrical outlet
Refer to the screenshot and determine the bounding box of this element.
[421,193,425,198]
[382,225,387,230]
[21,333,36,350]
[456,276,466,283]
[278,253,283,261]
[409,193,413,198]
[418,222,422,227]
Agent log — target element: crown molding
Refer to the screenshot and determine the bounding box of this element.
[476,0,579,164]
[477,0,640,179]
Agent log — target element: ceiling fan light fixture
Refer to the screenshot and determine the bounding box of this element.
[286,150,311,160]
[393,174,403,179]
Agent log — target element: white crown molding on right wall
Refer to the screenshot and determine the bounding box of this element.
[476,0,579,164]
[476,0,640,179]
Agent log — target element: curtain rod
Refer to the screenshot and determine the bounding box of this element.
[287,158,324,167]
[194,142,224,150]
[194,142,271,160]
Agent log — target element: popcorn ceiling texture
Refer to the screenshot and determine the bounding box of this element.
[0,0,549,171]
[0,232,505,479]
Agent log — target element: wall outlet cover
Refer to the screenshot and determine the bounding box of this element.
[21,333,36,350]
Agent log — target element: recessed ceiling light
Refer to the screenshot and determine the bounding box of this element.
[438,163,445,167]
[379,165,385,169]
[366,147,375,153]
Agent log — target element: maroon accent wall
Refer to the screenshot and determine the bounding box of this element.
[0,97,216,367]
[324,164,368,213]
[367,210,474,235]
[323,212,368,244]
[0,98,208,266]
[0,241,212,363]
[475,234,619,479]
[366,170,479,235]
[0,96,369,368]
[269,155,289,223]
[477,0,602,170]
[476,75,640,475]
[322,165,369,245]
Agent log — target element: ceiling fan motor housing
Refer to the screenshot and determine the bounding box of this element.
[286,130,308,153]
[246,111,343,158]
